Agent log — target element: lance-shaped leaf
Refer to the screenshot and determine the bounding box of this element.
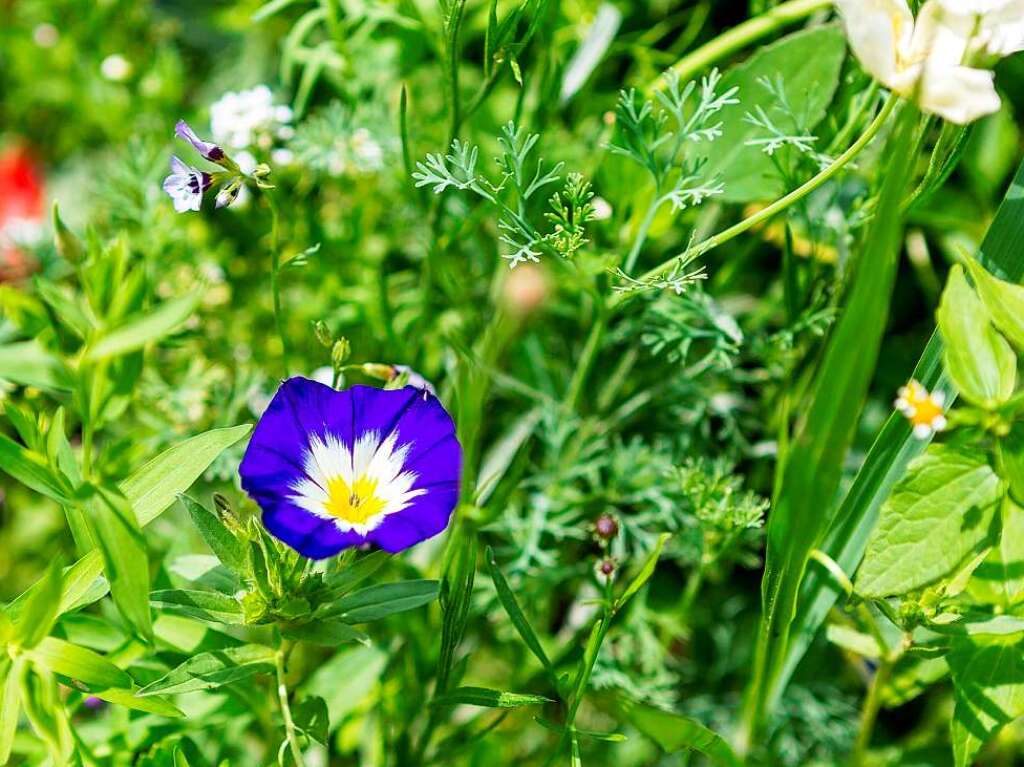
[121,424,252,526]
[150,590,244,624]
[26,637,132,689]
[0,657,25,763]
[613,695,741,767]
[84,291,200,361]
[137,644,277,696]
[88,687,182,717]
[11,560,63,648]
[89,486,153,640]
[322,550,390,598]
[431,686,552,708]
[6,551,106,625]
[178,495,248,574]
[486,546,553,673]
[322,580,440,623]
[0,432,71,503]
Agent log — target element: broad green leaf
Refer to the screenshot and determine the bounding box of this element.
[968,496,1024,608]
[84,292,199,361]
[882,654,950,708]
[0,340,72,391]
[150,590,244,624]
[614,696,741,767]
[89,687,182,717]
[293,696,330,744]
[948,635,1024,767]
[702,25,845,203]
[964,257,1024,350]
[999,422,1024,505]
[486,546,553,672]
[26,636,132,689]
[121,424,251,526]
[856,445,1002,598]
[746,103,918,731]
[90,486,153,640]
[137,644,276,696]
[431,686,552,708]
[178,495,248,575]
[616,533,670,610]
[326,580,439,623]
[782,156,1024,714]
[282,618,369,646]
[0,432,70,503]
[937,264,1016,406]
[12,560,63,648]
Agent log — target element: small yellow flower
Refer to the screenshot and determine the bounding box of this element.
[895,380,947,439]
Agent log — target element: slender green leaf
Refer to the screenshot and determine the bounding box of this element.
[744,102,918,734]
[150,590,244,624]
[486,546,553,671]
[6,551,106,625]
[121,424,252,526]
[26,636,132,689]
[0,432,70,503]
[137,644,276,696]
[0,340,72,391]
[322,550,390,597]
[432,686,552,708]
[12,560,63,648]
[616,533,670,610]
[322,579,440,623]
[89,686,183,717]
[282,618,369,646]
[614,695,741,767]
[90,486,153,640]
[782,156,1024,712]
[0,657,24,763]
[84,292,199,361]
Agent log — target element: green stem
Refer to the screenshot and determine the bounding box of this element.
[623,193,666,273]
[563,312,607,411]
[654,0,831,89]
[851,660,890,766]
[614,94,899,310]
[276,641,306,767]
[266,193,290,377]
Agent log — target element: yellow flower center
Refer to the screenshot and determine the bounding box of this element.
[323,475,387,524]
[910,396,943,428]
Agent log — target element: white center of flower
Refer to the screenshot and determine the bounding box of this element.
[289,431,424,535]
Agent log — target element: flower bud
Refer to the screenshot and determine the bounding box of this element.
[501,263,549,316]
[596,557,617,581]
[314,320,334,348]
[52,203,83,263]
[594,513,619,541]
[332,338,351,368]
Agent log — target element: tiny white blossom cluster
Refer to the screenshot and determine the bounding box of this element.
[210,85,295,156]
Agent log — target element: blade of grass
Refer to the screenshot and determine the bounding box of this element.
[776,156,1024,708]
[738,102,920,748]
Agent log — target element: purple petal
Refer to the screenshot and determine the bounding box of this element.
[239,378,462,559]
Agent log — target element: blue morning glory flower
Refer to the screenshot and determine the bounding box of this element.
[239,377,462,558]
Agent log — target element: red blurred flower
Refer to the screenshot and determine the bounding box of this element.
[0,144,45,282]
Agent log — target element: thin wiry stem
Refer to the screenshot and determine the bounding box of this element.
[276,641,305,767]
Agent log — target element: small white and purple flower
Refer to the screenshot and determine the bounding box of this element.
[162,156,212,213]
[175,119,227,165]
[239,377,462,558]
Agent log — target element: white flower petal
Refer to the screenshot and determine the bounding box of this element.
[918,64,1001,124]
[836,0,915,87]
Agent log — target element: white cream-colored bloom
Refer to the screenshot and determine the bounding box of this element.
[834,0,1019,124]
[895,379,947,439]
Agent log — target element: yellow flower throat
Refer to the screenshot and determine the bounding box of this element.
[323,475,387,524]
